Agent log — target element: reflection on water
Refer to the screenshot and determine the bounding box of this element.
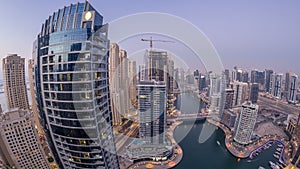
[173,93,279,169]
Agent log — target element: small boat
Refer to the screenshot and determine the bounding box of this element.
[237,158,240,162]
[273,154,280,159]
[278,144,283,148]
[217,141,220,146]
[258,166,266,169]
[269,161,280,169]
[276,148,282,151]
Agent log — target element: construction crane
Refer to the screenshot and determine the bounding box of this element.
[141,37,175,49]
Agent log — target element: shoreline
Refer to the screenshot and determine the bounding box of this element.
[208,118,289,161]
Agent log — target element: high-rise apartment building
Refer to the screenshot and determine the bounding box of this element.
[119,50,130,117]
[0,108,50,169]
[287,73,298,104]
[109,43,122,125]
[147,50,175,114]
[2,54,29,110]
[208,73,226,117]
[138,81,166,145]
[225,88,234,109]
[234,102,258,145]
[33,2,119,168]
[270,73,283,99]
[232,81,249,107]
[264,69,273,93]
[28,59,43,133]
[249,83,259,104]
[128,60,137,106]
[221,108,238,129]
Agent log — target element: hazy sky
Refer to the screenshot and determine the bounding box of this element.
[0,0,300,79]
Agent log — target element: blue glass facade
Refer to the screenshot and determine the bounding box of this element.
[33,2,119,169]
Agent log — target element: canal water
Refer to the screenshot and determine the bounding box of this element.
[173,93,280,169]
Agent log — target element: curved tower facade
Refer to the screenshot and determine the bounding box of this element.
[33,2,119,169]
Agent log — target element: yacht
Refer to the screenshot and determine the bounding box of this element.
[269,161,280,169]
[273,154,280,159]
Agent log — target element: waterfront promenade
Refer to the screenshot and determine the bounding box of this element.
[123,121,184,169]
[208,119,289,161]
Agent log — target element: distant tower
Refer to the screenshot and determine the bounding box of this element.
[128,60,137,106]
[208,73,226,118]
[264,69,273,93]
[287,73,298,104]
[234,102,258,144]
[138,81,166,145]
[0,108,50,169]
[249,83,259,104]
[109,43,122,125]
[232,81,249,107]
[270,73,283,99]
[2,54,29,110]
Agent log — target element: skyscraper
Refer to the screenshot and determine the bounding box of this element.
[287,73,298,104]
[232,81,249,107]
[224,88,234,109]
[2,54,29,110]
[28,59,43,133]
[251,69,265,90]
[270,73,283,99]
[0,108,50,169]
[138,81,166,145]
[119,49,130,117]
[234,102,258,145]
[249,83,259,104]
[264,69,273,93]
[34,2,119,168]
[128,60,137,106]
[147,50,175,114]
[109,43,122,125]
[208,73,226,117]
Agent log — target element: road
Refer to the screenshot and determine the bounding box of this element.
[258,96,300,116]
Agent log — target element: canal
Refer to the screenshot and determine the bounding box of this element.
[173,93,280,169]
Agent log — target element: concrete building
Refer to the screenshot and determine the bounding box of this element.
[128,60,137,106]
[287,73,298,104]
[249,83,259,104]
[270,73,283,99]
[221,109,238,130]
[224,88,234,109]
[119,49,130,117]
[138,81,166,145]
[109,43,122,125]
[34,2,119,168]
[251,69,265,90]
[264,69,273,93]
[208,73,226,117]
[2,54,29,110]
[234,102,258,145]
[147,50,175,115]
[232,81,249,107]
[0,108,50,169]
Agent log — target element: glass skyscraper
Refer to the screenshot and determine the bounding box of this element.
[33,2,119,169]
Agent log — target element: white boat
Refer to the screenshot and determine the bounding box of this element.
[258,166,266,169]
[269,161,280,169]
[273,154,280,159]
[217,141,220,146]
[276,148,282,151]
[278,144,283,148]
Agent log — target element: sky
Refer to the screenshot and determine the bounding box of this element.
[0,0,300,79]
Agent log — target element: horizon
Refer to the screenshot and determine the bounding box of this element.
[0,0,299,77]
